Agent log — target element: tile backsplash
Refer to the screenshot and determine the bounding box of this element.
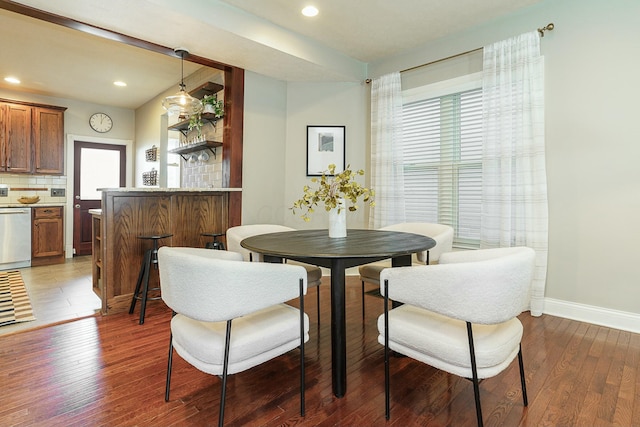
[181,147,224,188]
[0,175,67,204]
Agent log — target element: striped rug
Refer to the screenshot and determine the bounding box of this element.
[0,271,36,327]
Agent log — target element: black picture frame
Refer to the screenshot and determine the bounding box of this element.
[306,125,346,176]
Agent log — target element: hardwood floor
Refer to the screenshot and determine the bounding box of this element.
[0,273,639,426]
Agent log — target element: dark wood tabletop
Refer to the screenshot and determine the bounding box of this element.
[241,229,435,266]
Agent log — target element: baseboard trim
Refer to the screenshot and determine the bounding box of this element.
[543,298,640,334]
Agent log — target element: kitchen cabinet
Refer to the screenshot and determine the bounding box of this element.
[32,206,65,266]
[0,99,66,175]
[34,107,65,174]
[1,102,32,173]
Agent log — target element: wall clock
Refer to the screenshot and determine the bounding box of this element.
[89,112,113,133]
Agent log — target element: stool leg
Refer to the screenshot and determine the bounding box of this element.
[129,249,150,314]
[139,249,153,325]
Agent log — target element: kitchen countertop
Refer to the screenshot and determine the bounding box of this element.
[97,187,242,192]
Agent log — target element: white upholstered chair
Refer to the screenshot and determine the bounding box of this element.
[359,222,454,317]
[158,247,309,427]
[378,246,536,427]
[226,224,323,324]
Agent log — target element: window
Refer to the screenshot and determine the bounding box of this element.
[402,78,482,248]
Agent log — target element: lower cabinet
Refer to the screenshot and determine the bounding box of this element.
[32,206,65,266]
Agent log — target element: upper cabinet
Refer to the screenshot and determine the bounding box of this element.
[33,107,65,174]
[1,102,32,173]
[0,99,66,175]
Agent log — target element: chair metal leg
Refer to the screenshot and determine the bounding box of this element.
[518,344,528,406]
[165,311,177,402]
[299,278,306,416]
[383,279,390,420]
[165,335,174,402]
[466,322,483,427]
[219,320,232,427]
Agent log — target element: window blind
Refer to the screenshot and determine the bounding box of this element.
[402,88,482,248]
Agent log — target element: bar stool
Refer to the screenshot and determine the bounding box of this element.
[201,232,226,250]
[129,233,173,324]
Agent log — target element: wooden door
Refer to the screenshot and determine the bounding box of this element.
[73,141,126,256]
[34,107,65,174]
[4,103,32,173]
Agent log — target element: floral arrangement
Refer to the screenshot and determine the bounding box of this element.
[291,164,375,221]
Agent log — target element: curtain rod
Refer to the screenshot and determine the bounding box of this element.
[365,22,554,83]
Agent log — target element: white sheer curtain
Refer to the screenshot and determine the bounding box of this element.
[369,72,405,228]
[481,31,548,316]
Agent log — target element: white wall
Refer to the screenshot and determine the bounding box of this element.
[370,0,640,322]
[283,82,369,230]
[241,75,369,228]
[241,72,288,224]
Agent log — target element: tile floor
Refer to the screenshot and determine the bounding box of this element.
[0,256,101,336]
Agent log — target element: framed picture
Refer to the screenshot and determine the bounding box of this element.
[306,125,346,176]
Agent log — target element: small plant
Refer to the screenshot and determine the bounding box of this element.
[188,113,203,136]
[202,95,224,118]
[291,164,375,222]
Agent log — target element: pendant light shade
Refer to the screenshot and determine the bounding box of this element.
[162,48,202,117]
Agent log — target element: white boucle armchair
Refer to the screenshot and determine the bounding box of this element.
[358,222,454,318]
[226,224,323,324]
[158,247,309,427]
[378,246,535,427]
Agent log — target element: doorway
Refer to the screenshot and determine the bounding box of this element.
[73,141,126,255]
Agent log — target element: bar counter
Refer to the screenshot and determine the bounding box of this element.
[94,187,241,314]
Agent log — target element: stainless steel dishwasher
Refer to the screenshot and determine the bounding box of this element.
[0,207,32,270]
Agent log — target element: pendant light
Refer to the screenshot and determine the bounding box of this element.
[162,48,202,118]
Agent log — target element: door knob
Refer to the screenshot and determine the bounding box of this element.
[75,195,80,199]
[75,204,81,208]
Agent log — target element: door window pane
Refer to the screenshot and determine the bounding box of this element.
[80,147,121,200]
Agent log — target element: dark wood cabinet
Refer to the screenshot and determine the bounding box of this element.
[1,102,32,173]
[0,99,66,175]
[34,107,65,174]
[32,206,65,266]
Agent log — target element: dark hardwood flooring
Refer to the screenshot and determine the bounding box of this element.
[1,276,639,426]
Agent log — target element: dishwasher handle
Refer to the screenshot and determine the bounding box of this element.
[0,208,31,214]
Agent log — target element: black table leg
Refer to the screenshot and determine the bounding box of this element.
[330,258,347,398]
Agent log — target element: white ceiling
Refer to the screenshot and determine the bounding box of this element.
[0,0,543,109]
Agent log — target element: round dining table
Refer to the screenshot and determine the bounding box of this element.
[241,228,436,398]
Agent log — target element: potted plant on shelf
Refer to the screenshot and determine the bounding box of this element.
[202,95,224,119]
[188,113,203,139]
[291,164,375,238]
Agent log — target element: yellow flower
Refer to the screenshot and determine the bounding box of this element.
[291,164,375,221]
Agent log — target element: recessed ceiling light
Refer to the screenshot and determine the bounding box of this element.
[4,76,20,84]
[113,81,127,87]
[302,6,318,17]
